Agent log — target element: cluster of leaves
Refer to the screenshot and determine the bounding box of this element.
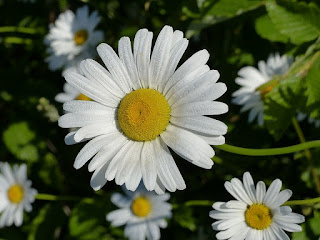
[1,0,320,239]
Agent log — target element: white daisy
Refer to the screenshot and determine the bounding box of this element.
[232,53,292,126]
[107,184,171,240]
[58,25,228,194]
[296,112,320,128]
[209,172,305,240]
[0,162,37,227]
[44,5,103,71]
[55,82,91,103]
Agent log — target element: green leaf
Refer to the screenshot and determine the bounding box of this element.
[309,214,320,235]
[266,0,320,45]
[28,203,67,240]
[264,75,304,139]
[292,223,310,240]
[173,206,196,231]
[69,200,122,240]
[2,122,39,162]
[186,0,263,38]
[38,153,65,191]
[305,53,320,105]
[255,14,289,43]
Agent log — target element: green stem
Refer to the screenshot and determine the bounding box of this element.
[35,193,94,204]
[215,141,320,156]
[284,197,320,206]
[1,37,32,45]
[292,118,320,194]
[0,26,44,34]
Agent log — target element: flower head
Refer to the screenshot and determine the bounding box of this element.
[44,5,103,71]
[107,184,171,240]
[209,172,305,239]
[58,25,228,194]
[0,162,37,227]
[232,53,292,126]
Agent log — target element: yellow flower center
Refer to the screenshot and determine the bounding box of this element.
[74,29,88,45]
[76,93,91,101]
[7,184,24,204]
[118,89,171,141]
[245,204,272,230]
[131,196,152,217]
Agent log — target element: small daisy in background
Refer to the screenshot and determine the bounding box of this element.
[107,184,171,240]
[209,172,304,240]
[58,25,228,194]
[232,53,292,126]
[44,5,103,72]
[0,162,37,227]
[296,112,320,128]
[55,82,91,103]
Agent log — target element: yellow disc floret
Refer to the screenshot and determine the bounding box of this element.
[7,184,24,204]
[118,89,171,141]
[74,29,88,45]
[245,204,272,230]
[131,196,152,217]
[76,93,91,101]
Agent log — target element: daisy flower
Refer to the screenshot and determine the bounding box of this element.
[232,53,292,126]
[58,25,228,194]
[0,162,37,227]
[296,112,320,128]
[107,184,171,240]
[209,172,305,240]
[55,82,91,103]
[44,5,103,71]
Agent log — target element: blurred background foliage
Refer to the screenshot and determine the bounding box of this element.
[1,0,320,239]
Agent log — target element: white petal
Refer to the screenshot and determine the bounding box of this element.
[157,38,188,93]
[63,100,112,113]
[90,162,109,191]
[73,135,112,169]
[168,70,220,107]
[58,109,115,128]
[269,189,292,208]
[161,124,214,166]
[105,141,135,182]
[170,116,228,136]
[146,222,161,240]
[172,101,228,117]
[243,172,257,203]
[163,49,210,96]
[97,43,132,93]
[115,142,143,186]
[141,141,157,191]
[64,71,119,107]
[148,25,173,89]
[255,181,266,203]
[110,193,131,208]
[133,29,153,88]
[80,59,125,98]
[263,179,282,207]
[88,133,127,172]
[106,208,132,227]
[118,37,142,90]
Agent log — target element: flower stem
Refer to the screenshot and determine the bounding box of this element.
[0,26,44,34]
[215,141,320,156]
[35,193,94,204]
[284,197,320,206]
[292,118,320,194]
